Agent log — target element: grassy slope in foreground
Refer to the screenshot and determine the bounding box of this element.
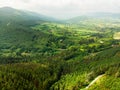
[51,47,120,90]
[88,75,120,90]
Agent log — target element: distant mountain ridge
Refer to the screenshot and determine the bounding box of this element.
[87,12,120,18]
[67,12,120,23]
[0,7,58,22]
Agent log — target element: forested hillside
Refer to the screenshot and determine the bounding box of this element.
[0,7,120,90]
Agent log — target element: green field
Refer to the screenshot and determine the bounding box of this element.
[114,32,120,40]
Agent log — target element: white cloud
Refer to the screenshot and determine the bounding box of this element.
[0,0,120,19]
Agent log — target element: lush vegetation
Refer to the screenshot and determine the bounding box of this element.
[0,7,120,90]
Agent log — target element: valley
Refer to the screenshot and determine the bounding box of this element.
[0,7,120,90]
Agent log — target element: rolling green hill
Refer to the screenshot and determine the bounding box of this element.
[0,7,63,57]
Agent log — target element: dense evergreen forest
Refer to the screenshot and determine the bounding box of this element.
[0,7,120,90]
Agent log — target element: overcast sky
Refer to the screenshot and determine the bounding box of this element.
[0,0,120,19]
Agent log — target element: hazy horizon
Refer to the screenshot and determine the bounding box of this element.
[0,0,120,19]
